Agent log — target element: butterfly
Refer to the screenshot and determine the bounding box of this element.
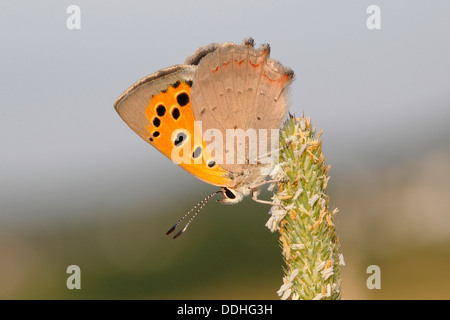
[114,38,294,238]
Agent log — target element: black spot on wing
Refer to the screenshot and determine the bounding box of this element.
[177,92,189,107]
[174,132,186,147]
[192,146,202,159]
[156,105,166,116]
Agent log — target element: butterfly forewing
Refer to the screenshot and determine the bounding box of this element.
[114,65,196,142]
[114,65,234,187]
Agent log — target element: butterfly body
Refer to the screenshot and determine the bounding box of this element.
[115,38,294,206]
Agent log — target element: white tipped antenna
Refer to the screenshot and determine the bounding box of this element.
[166,190,220,239]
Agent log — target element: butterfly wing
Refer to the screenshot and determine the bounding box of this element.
[115,65,195,141]
[189,39,294,174]
[114,65,234,188]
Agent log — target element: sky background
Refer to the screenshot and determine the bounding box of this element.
[0,1,449,299]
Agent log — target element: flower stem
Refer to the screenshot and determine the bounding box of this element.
[266,116,343,300]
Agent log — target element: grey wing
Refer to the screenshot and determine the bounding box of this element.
[189,39,294,174]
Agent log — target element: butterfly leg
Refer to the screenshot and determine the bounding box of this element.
[246,178,289,193]
[251,188,286,208]
[248,179,281,190]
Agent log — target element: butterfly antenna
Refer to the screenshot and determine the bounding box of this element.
[165,190,220,239]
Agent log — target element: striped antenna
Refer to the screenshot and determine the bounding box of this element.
[165,190,220,239]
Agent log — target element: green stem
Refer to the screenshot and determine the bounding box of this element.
[266,116,343,300]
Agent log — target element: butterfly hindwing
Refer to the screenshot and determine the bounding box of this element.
[190,41,294,173]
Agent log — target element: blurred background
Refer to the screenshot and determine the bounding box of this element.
[1,1,449,299]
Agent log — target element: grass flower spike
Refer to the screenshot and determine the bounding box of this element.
[267,116,343,300]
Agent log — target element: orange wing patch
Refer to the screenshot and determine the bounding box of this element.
[145,81,234,188]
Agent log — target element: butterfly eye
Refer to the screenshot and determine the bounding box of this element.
[223,188,237,200]
[176,92,189,107]
[174,132,187,147]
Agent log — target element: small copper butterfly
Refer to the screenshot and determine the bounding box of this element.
[114,38,294,237]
